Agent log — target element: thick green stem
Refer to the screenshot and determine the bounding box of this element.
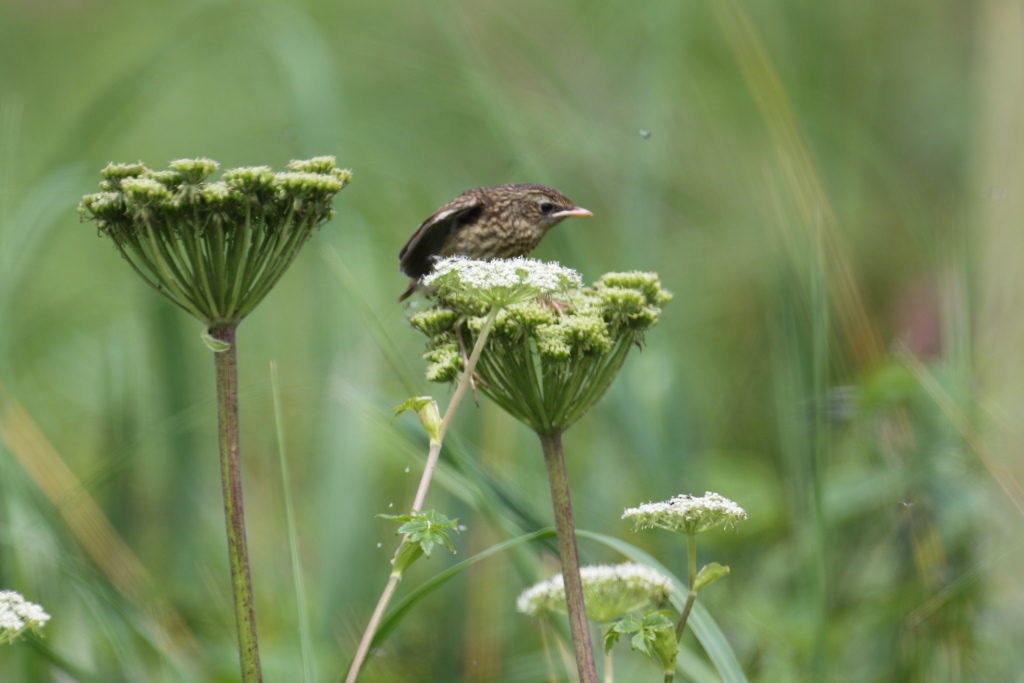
[538,431,598,683]
[211,325,262,683]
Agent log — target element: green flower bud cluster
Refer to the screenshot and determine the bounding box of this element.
[79,157,351,328]
[409,266,672,434]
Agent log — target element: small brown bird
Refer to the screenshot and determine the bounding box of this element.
[397,183,592,301]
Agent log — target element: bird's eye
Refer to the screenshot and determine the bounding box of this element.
[539,202,555,213]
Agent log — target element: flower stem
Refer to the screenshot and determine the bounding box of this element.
[345,306,500,682]
[411,305,499,512]
[674,533,699,642]
[538,431,598,683]
[211,325,262,683]
[343,573,400,683]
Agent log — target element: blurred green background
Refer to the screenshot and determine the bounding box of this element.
[2,0,1022,681]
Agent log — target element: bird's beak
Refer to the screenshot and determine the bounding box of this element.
[552,207,593,219]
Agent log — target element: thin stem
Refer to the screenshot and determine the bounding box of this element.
[345,306,500,682]
[211,325,262,683]
[270,362,315,683]
[538,431,598,683]
[603,648,614,683]
[410,443,441,513]
[674,534,698,642]
[412,306,499,512]
[440,308,500,441]
[343,574,401,683]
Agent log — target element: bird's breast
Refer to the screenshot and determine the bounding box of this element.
[443,221,543,260]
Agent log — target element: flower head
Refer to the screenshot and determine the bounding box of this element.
[517,563,672,623]
[410,266,672,434]
[423,256,582,308]
[623,492,747,535]
[0,591,50,645]
[79,157,351,328]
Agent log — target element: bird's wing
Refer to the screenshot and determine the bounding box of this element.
[398,193,484,279]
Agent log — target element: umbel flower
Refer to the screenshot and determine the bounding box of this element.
[78,157,349,682]
[79,157,351,329]
[0,591,50,645]
[410,259,672,435]
[623,492,748,535]
[517,562,673,624]
[423,256,583,307]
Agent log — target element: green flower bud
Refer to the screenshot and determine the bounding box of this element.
[149,170,185,190]
[494,301,558,335]
[222,166,277,196]
[535,315,613,359]
[391,396,442,444]
[198,181,238,207]
[423,344,461,383]
[596,271,674,308]
[121,177,173,206]
[409,307,458,337]
[98,162,148,191]
[169,158,219,183]
[288,155,339,174]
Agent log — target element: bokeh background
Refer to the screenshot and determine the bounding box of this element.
[2,0,1022,681]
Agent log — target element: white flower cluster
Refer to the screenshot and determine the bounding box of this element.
[0,591,50,644]
[423,256,582,307]
[517,562,672,622]
[623,492,747,535]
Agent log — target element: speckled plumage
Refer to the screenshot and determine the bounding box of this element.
[398,183,591,301]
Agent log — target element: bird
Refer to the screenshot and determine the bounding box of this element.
[397,183,592,301]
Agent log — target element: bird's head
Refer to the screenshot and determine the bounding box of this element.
[507,184,593,232]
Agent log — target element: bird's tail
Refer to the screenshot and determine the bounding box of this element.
[396,278,417,303]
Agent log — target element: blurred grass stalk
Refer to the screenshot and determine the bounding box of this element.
[0,392,200,676]
[975,0,1024,510]
[715,1,883,678]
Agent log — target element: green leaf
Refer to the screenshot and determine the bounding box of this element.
[603,626,622,655]
[694,562,730,592]
[378,510,460,560]
[603,611,674,659]
[201,328,231,352]
[390,538,424,578]
[642,610,676,630]
[609,615,643,635]
[631,628,656,656]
